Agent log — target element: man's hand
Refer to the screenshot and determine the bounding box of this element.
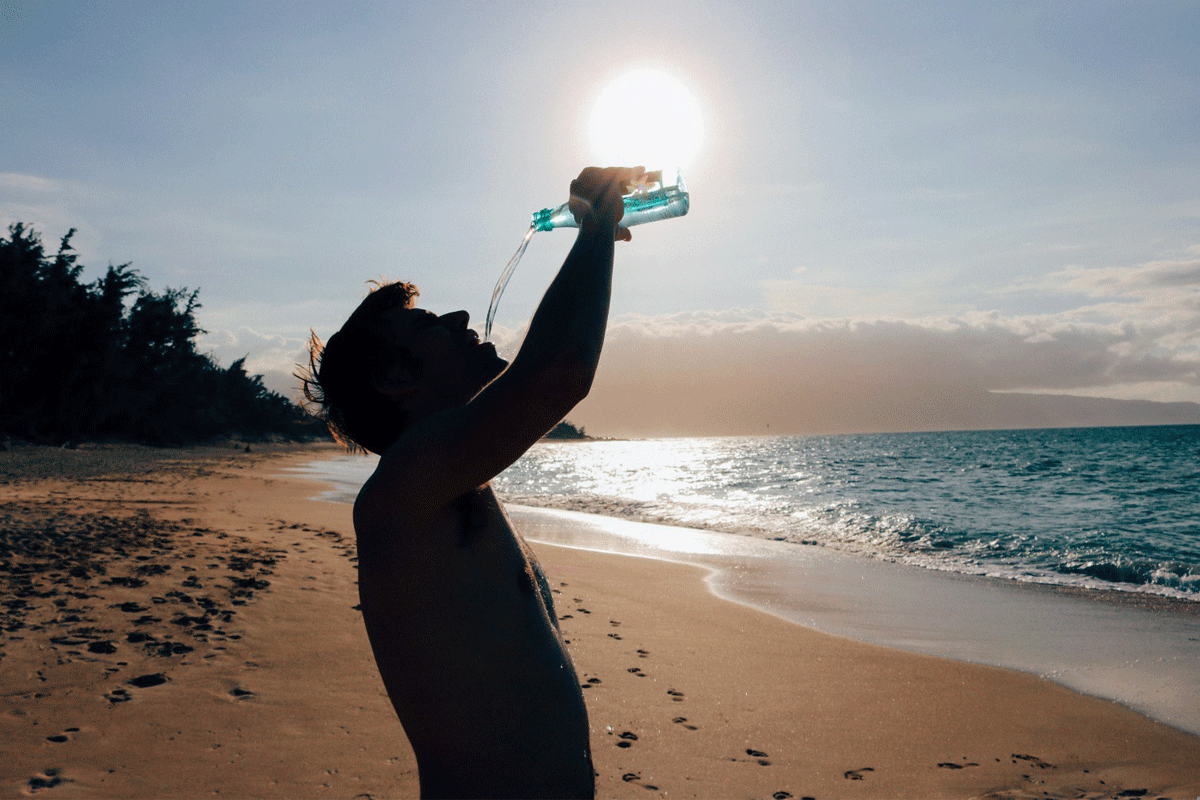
[569,166,645,242]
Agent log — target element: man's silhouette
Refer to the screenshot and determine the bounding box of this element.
[302,167,643,799]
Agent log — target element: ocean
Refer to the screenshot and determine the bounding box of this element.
[286,424,1200,735]
[299,425,1200,602]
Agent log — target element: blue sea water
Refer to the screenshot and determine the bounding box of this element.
[296,425,1200,602]
[288,424,1200,734]
[495,425,1200,600]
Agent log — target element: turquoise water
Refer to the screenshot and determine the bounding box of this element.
[288,424,1200,734]
[494,425,1200,600]
[299,425,1200,602]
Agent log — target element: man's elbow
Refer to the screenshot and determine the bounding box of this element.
[556,361,595,407]
[509,351,597,410]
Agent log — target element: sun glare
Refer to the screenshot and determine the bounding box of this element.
[588,68,703,175]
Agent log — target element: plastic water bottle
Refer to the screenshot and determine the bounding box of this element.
[530,168,690,232]
[485,168,690,341]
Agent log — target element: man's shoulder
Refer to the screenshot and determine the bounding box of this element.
[354,450,429,524]
[355,397,542,528]
[353,437,472,533]
[353,464,461,565]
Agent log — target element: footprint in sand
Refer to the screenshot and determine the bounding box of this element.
[637,648,649,658]
[621,772,660,792]
[46,727,79,744]
[28,768,70,791]
[672,717,698,730]
[667,689,684,701]
[844,767,874,780]
[153,641,194,657]
[113,602,149,613]
[746,748,771,766]
[127,672,168,688]
[616,731,639,748]
[627,667,647,677]
[105,688,130,704]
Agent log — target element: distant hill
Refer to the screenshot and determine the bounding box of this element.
[542,421,592,440]
[972,391,1200,431]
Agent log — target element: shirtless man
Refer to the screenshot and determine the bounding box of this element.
[302,166,642,799]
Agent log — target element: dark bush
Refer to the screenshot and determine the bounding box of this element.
[1,222,323,445]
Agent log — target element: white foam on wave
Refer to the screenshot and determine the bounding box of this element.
[281,451,1200,603]
[498,492,1200,603]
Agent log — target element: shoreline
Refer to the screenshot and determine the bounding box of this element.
[287,451,1200,606]
[507,504,1200,739]
[3,442,1198,798]
[283,450,1200,738]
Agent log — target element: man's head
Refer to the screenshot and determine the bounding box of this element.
[301,281,507,454]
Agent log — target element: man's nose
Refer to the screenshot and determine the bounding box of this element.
[440,310,470,329]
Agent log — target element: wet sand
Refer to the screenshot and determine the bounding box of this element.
[2,442,1198,798]
[509,505,1200,738]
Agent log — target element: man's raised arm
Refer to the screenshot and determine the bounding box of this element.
[366,166,642,510]
[502,166,643,411]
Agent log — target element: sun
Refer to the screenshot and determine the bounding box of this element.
[588,68,703,175]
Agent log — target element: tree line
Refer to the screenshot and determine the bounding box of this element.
[1,222,322,446]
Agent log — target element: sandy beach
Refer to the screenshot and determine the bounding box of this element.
[2,443,1198,799]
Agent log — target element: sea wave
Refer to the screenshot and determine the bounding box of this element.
[290,427,1200,603]
[499,490,1200,602]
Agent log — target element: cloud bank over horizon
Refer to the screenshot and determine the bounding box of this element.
[573,306,1200,437]
[216,245,1200,438]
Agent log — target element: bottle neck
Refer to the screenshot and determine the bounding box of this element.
[531,207,557,232]
[531,202,576,232]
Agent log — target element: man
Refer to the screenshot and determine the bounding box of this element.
[302,166,643,799]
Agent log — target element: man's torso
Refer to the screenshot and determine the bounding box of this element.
[354,480,593,799]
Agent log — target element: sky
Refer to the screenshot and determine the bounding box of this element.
[4,0,1200,437]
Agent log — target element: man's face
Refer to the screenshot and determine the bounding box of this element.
[380,306,508,404]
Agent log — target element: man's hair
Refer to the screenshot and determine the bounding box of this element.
[299,281,421,455]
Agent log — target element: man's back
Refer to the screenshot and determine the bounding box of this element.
[354,480,593,799]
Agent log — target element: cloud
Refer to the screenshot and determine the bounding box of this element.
[1049,258,1200,295]
[443,247,1200,437]
[190,252,1200,437]
[0,172,61,192]
[197,326,310,400]
[567,309,1200,437]
[1026,256,1200,328]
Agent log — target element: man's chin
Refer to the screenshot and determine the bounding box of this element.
[489,351,510,375]
[476,345,509,382]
